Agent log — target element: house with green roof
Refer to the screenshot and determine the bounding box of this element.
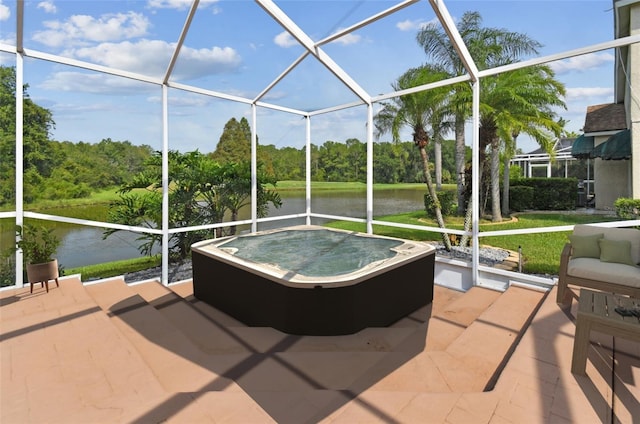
[572,1,639,210]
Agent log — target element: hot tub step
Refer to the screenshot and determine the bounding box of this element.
[441,285,547,391]
[170,281,433,354]
[435,286,503,327]
[423,286,503,351]
[84,278,232,392]
[169,281,309,353]
[168,280,248,328]
[130,280,255,354]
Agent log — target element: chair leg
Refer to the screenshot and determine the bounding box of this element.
[557,281,570,306]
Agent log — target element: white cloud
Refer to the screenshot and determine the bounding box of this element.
[37,1,57,14]
[147,0,192,9]
[329,29,361,46]
[70,39,241,79]
[174,44,242,77]
[0,53,13,65]
[274,31,298,48]
[261,90,287,101]
[565,86,613,100]
[396,17,438,32]
[147,0,219,10]
[549,52,614,74]
[0,0,10,21]
[396,19,421,31]
[39,71,155,94]
[148,94,210,108]
[32,12,150,47]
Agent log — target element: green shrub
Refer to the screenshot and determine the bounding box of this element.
[14,225,61,264]
[614,197,640,220]
[509,186,535,211]
[508,177,577,211]
[0,256,16,287]
[424,190,456,218]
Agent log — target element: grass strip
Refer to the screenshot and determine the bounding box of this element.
[65,255,161,281]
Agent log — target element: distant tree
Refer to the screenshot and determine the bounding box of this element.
[53,139,153,191]
[0,65,57,205]
[345,138,366,182]
[373,142,408,184]
[309,143,325,181]
[318,141,350,182]
[260,144,305,180]
[211,116,277,179]
[1,66,155,204]
[211,117,252,163]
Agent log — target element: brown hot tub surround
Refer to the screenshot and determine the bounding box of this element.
[191,225,435,335]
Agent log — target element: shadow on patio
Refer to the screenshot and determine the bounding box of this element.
[1,276,638,423]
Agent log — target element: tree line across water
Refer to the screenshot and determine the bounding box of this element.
[0,68,467,208]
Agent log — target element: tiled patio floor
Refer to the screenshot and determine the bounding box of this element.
[1,276,638,423]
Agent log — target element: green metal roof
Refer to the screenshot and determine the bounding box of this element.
[571,134,595,158]
[591,129,631,160]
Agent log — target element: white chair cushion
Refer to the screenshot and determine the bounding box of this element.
[567,257,640,288]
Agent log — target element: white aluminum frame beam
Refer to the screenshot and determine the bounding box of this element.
[428,0,479,82]
[255,0,371,104]
[164,0,200,84]
[316,0,419,47]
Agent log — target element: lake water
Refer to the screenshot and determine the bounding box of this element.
[1,187,427,269]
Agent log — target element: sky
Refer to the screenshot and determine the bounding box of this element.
[0,0,619,154]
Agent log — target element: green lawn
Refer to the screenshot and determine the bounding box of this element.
[326,212,620,275]
[64,255,161,281]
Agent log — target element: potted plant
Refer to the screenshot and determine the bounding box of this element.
[15,225,62,292]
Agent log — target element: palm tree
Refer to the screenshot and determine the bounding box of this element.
[430,103,454,190]
[416,11,543,216]
[502,130,520,217]
[480,65,566,221]
[374,65,453,250]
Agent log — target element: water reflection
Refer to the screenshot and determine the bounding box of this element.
[59,227,159,268]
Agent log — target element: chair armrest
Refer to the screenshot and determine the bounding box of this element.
[559,243,572,277]
[560,242,572,259]
[557,242,573,305]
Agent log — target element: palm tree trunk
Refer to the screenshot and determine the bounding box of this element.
[459,196,473,247]
[419,146,451,250]
[455,119,466,215]
[490,138,502,222]
[435,137,442,190]
[501,153,511,216]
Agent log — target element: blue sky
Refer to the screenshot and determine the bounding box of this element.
[0,0,617,154]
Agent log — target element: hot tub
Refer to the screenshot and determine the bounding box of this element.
[191,225,435,335]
